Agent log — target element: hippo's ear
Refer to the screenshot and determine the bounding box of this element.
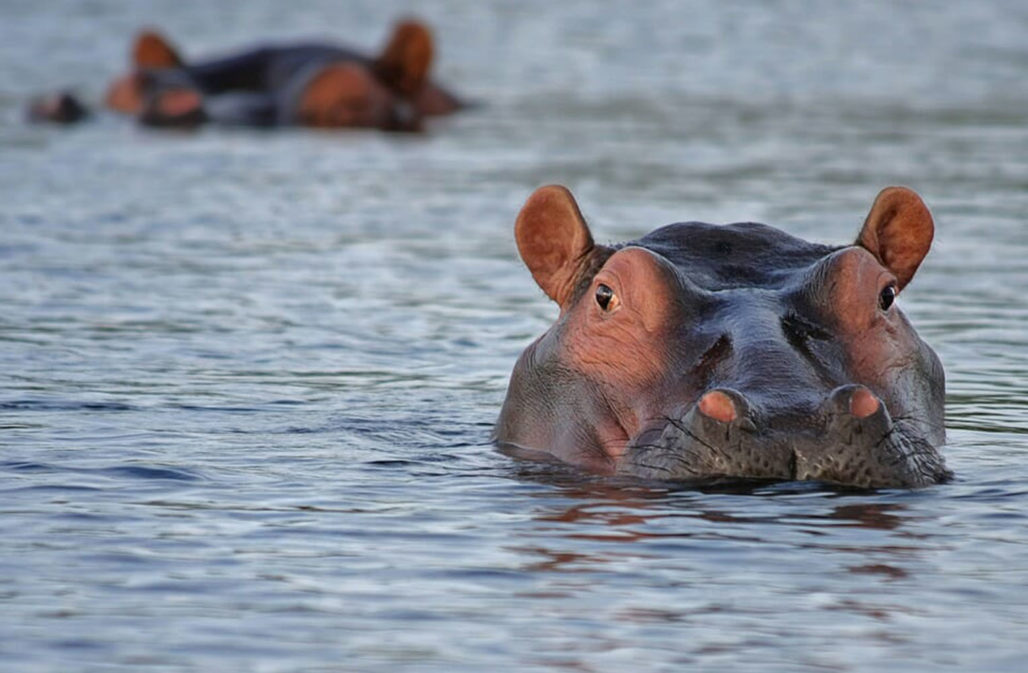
[133,30,183,69]
[515,185,600,307]
[856,186,934,291]
[373,19,434,97]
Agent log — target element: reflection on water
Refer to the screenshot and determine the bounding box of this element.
[2,0,1028,671]
[517,477,918,562]
[493,478,963,671]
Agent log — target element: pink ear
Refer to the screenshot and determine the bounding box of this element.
[133,30,183,69]
[515,185,596,308]
[373,19,434,97]
[856,186,934,291]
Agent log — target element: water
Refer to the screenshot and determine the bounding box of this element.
[2,1,1028,671]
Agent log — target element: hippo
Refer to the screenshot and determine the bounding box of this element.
[26,90,89,124]
[30,18,462,131]
[495,185,949,488]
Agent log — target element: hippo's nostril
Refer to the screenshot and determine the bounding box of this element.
[827,384,884,420]
[696,388,753,426]
[698,390,737,422]
[849,386,880,419]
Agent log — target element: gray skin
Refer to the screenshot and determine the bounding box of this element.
[495,185,949,488]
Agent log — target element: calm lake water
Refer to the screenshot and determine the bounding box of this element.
[2,1,1027,671]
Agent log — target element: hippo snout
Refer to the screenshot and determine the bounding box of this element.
[618,385,947,488]
[794,385,897,485]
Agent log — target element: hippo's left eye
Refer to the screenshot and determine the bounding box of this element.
[879,284,897,311]
[595,284,616,311]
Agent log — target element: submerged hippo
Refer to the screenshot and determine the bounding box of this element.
[495,186,949,488]
[30,18,462,131]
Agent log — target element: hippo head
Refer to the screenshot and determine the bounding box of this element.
[294,63,421,132]
[26,91,90,124]
[105,30,184,115]
[495,186,948,488]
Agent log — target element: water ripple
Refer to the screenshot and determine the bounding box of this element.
[1,1,1027,672]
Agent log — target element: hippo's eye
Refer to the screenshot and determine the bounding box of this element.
[595,284,615,311]
[879,284,897,311]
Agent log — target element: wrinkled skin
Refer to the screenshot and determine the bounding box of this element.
[495,185,949,488]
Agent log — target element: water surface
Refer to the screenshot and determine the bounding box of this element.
[2,1,1027,671]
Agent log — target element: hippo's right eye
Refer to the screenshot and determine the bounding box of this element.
[879,284,897,311]
[595,284,616,311]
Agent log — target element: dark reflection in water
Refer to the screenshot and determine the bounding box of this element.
[515,473,920,556]
[2,0,1028,672]
[496,483,953,669]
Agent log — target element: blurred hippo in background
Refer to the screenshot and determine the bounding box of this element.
[28,18,463,132]
[495,186,949,488]
[26,90,90,124]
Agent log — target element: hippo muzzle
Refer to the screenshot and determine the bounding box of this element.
[621,385,948,488]
[495,185,949,489]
